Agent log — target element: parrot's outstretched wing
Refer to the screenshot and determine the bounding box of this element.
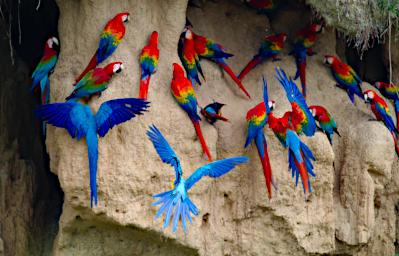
[34,101,89,140]
[275,67,316,136]
[147,125,182,181]
[185,157,248,191]
[95,98,149,137]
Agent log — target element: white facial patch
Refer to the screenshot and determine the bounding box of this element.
[113,63,122,73]
[367,91,374,99]
[122,15,129,22]
[47,38,53,48]
[185,29,193,39]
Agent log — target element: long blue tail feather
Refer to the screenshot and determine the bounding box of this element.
[87,129,98,208]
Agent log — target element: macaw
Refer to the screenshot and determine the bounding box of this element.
[268,108,316,198]
[309,105,341,145]
[193,32,251,99]
[171,63,212,161]
[180,28,203,86]
[245,0,275,13]
[75,12,129,83]
[31,36,60,105]
[66,62,123,101]
[290,23,322,97]
[238,33,286,81]
[139,31,159,100]
[324,55,363,104]
[35,98,149,207]
[373,81,399,129]
[148,125,248,232]
[244,77,275,198]
[364,90,399,156]
[275,67,316,137]
[200,101,229,124]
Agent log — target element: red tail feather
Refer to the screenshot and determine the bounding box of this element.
[257,139,273,199]
[192,120,212,161]
[215,114,229,122]
[139,76,151,99]
[237,56,262,81]
[294,151,310,198]
[219,63,251,99]
[74,51,98,85]
[298,63,307,97]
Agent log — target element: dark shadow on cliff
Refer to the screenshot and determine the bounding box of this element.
[0,0,63,255]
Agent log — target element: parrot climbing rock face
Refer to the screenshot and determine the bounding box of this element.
[192,31,251,98]
[74,12,129,83]
[148,125,248,232]
[245,77,275,199]
[373,81,399,129]
[238,33,286,82]
[200,102,229,124]
[180,28,203,86]
[309,105,341,145]
[35,98,149,207]
[324,55,363,105]
[139,31,159,100]
[276,67,316,137]
[245,0,275,12]
[66,62,124,102]
[268,110,316,199]
[290,23,321,97]
[31,36,60,105]
[171,63,212,161]
[364,90,399,156]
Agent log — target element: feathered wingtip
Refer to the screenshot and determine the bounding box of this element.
[262,75,270,113]
[152,189,198,233]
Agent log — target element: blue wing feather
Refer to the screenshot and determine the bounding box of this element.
[185,157,248,191]
[95,98,149,137]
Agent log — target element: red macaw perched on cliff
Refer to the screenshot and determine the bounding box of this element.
[75,12,129,83]
[324,55,363,104]
[180,28,203,86]
[139,31,159,100]
[276,67,316,137]
[364,90,399,156]
[245,77,275,198]
[290,23,322,97]
[35,98,149,207]
[373,81,399,129]
[66,62,123,102]
[171,63,212,161]
[193,31,251,98]
[238,33,286,81]
[245,0,275,13]
[309,105,341,145]
[31,36,60,105]
[268,107,316,198]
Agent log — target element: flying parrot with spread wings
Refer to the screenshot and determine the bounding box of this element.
[75,12,129,83]
[171,63,212,161]
[244,77,275,198]
[309,105,341,145]
[139,31,159,100]
[276,67,316,137]
[192,31,251,98]
[35,98,149,207]
[364,90,399,156]
[290,23,322,97]
[200,101,229,124]
[238,33,286,81]
[373,81,399,129]
[66,62,123,101]
[31,36,60,105]
[324,55,363,104]
[148,125,248,232]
